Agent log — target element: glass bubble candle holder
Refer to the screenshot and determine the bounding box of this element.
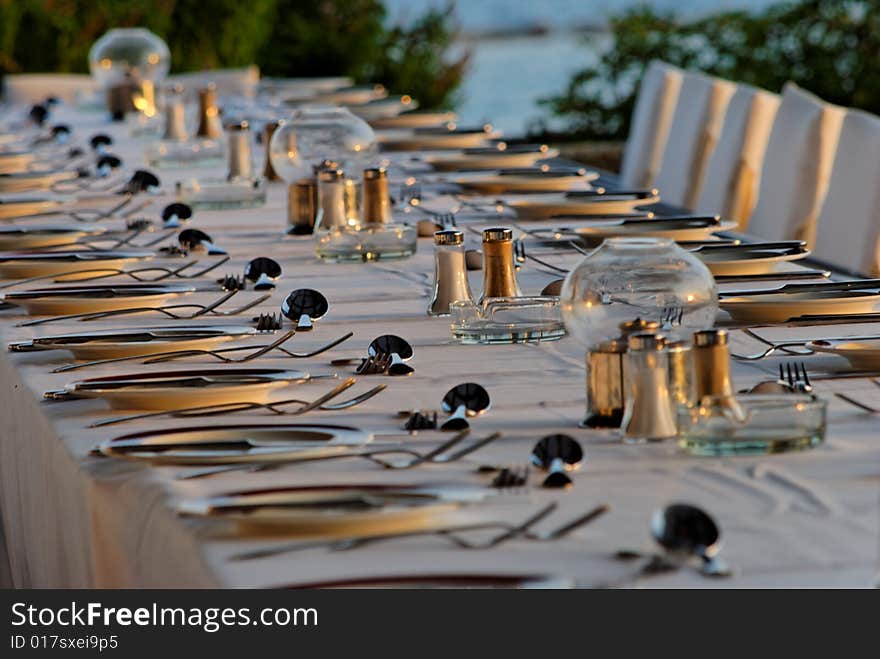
[268,105,377,184]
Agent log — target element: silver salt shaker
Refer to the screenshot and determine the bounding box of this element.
[225,120,253,181]
[428,230,474,316]
[621,332,677,443]
[314,168,349,232]
[162,86,188,141]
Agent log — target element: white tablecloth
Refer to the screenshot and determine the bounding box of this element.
[0,105,877,588]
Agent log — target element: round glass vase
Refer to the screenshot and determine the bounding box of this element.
[268,105,378,184]
[88,28,170,89]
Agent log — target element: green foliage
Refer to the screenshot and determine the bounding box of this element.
[540,0,880,141]
[0,0,466,109]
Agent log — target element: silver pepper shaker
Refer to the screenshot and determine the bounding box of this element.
[314,168,348,232]
[162,86,187,141]
[621,332,677,443]
[428,230,474,316]
[225,120,253,181]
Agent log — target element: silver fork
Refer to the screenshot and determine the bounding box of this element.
[661,306,683,330]
[780,362,812,393]
[355,352,392,375]
[490,465,530,489]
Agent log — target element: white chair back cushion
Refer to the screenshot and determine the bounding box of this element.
[3,74,97,105]
[695,85,779,227]
[653,71,736,209]
[746,82,844,244]
[812,109,880,274]
[619,61,683,189]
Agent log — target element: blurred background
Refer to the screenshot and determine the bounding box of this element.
[1,0,876,148]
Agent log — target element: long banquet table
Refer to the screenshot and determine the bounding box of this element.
[0,104,878,588]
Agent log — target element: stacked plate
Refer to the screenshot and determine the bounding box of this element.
[452,167,598,194]
[56,367,311,409]
[508,190,659,218]
[0,249,152,278]
[692,241,810,276]
[378,124,501,151]
[96,423,373,465]
[9,325,261,359]
[720,280,880,322]
[421,144,558,171]
[0,225,105,250]
[0,282,196,315]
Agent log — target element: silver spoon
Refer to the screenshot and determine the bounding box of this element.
[650,503,731,577]
[440,382,490,431]
[530,434,584,489]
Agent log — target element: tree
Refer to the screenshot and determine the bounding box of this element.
[0,0,466,109]
[539,0,880,141]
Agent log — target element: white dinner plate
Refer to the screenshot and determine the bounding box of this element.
[369,111,457,130]
[0,197,63,221]
[285,84,387,106]
[0,151,36,174]
[0,249,152,279]
[177,483,462,536]
[695,245,811,276]
[0,169,79,193]
[350,95,418,120]
[721,290,880,323]
[422,144,559,171]
[0,282,195,315]
[452,169,598,194]
[569,217,737,241]
[508,192,659,218]
[378,126,501,151]
[63,367,309,410]
[10,324,258,360]
[0,225,104,250]
[261,76,353,96]
[98,423,372,465]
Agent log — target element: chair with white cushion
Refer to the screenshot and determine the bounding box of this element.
[2,74,97,105]
[745,82,844,245]
[695,84,780,228]
[619,61,683,189]
[811,109,880,275]
[653,71,736,209]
